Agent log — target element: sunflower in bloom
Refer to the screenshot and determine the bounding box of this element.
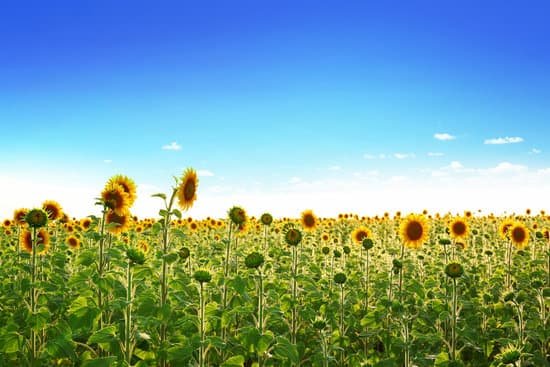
[399,214,430,249]
[13,208,28,226]
[321,233,330,242]
[20,228,50,255]
[301,209,317,231]
[105,210,132,235]
[449,217,469,240]
[42,200,63,221]
[228,206,247,226]
[102,183,131,215]
[80,217,92,230]
[177,168,198,211]
[509,222,529,249]
[67,235,81,249]
[498,219,515,240]
[351,226,371,245]
[107,175,137,206]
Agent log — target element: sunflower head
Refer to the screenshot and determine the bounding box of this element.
[245,251,264,269]
[193,269,212,284]
[127,247,146,266]
[284,227,302,246]
[177,168,198,211]
[102,183,131,215]
[107,175,137,205]
[449,217,469,240]
[362,238,374,251]
[228,206,247,226]
[321,233,330,242]
[510,222,529,249]
[399,214,429,249]
[498,219,515,240]
[300,210,317,231]
[260,213,273,226]
[42,200,63,221]
[334,272,347,285]
[20,228,50,255]
[105,210,132,235]
[445,262,464,278]
[13,208,29,226]
[67,236,80,249]
[351,226,371,245]
[25,208,49,228]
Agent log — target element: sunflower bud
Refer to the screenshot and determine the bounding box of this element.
[362,238,374,251]
[334,272,347,285]
[193,270,212,284]
[444,262,464,279]
[25,209,49,228]
[284,228,302,246]
[245,252,264,269]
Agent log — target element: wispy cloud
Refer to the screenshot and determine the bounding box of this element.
[289,177,302,184]
[197,169,214,177]
[427,152,444,157]
[162,142,182,151]
[103,159,112,164]
[484,136,524,145]
[434,133,455,141]
[328,165,341,171]
[393,153,415,159]
[529,148,541,155]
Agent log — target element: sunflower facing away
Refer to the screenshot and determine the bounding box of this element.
[449,217,469,240]
[351,226,372,245]
[301,209,317,231]
[400,214,430,249]
[509,222,529,249]
[107,175,137,206]
[177,168,198,211]
[42,200,63,221]
[20,228,50,255]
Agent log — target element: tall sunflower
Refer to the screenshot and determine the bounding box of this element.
[67,235,81,249]
[301,209,317,231]
[351,226,371,245]
[177,168,198,211]
[20,229,50,255]
[498,219,515,240]
[107,175,137,205]
[228,206,247,226]
[42,200,63,221]
[449,217,469,240]
[509,222,529,250]
[399,214,430,249]
[102,183,131,215]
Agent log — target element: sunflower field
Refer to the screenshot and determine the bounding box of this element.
[0,170,549,367]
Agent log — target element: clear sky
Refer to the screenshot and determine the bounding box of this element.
[1,0,549,219]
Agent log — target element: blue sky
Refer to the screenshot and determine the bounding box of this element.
[1,1,549,218]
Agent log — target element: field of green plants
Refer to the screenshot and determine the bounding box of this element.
[0,171,548,366]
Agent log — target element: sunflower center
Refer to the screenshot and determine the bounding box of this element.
[452,222,466,236]
[406,221,423,241]
[303,214,315,228]
[183,180,196,201]
[511,227,526,243]
[355,231,367,242]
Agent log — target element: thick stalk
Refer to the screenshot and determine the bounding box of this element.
[291,245,298,346]
[97,209,107,331]
[30,227,37,366]
[450,278,458,361]
[125,260,133,365]
[257,269,264,367]
[199,282,206,367]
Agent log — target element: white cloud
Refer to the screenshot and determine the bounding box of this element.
[289,177,302,184]
[394,153,415,159]
[363,154,376,160]
[434,133,456,141]
[328,165,341,171]
[197,169,214,177]
[103,159,112,164]
[486,162,527,174]
[484,136,524,145]
[427,152,444,157]
[448,161,464,170]
[162,142,182,151]
[530,148,541,155]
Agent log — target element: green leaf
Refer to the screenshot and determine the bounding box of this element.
[81,356,117,367]
[0,332,22,354]
[221,355,245,367]
[88,326,118,344]
[152,193,167,200]
[164,252,179,264]
[273,337,298,364]
[172,208,182,219]
[76,249,96,267]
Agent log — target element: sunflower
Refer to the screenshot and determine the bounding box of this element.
[102,183,131,215]
[107,175,137,205]
[20,229,50,255]
[301,210,317,231]
[42,200,63,221]
[67,236,80,249]
[105,210,132,235]
[2,219,11,228]
[13,208,28,226]
[351,226,371,245]
[321,233,330,242]
[228,206,247,226]
[399,214,429,249]
[449,217,469,240]
[25,208,49,228]
[509,222,529,249]
[80,218,92,230]
[498,219,515,240]
[260,213,273,226]
[177,168,198,211]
